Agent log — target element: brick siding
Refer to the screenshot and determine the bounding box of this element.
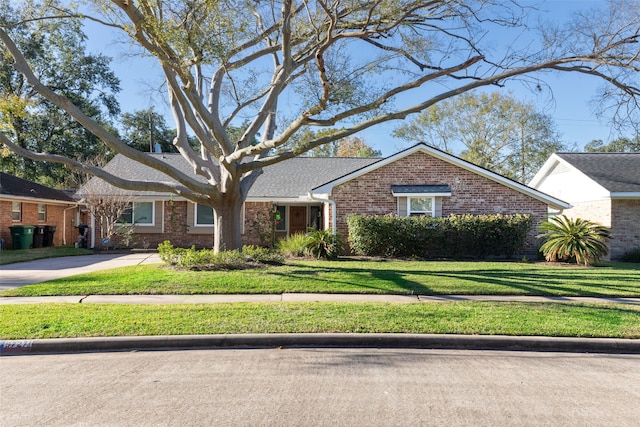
[610,199,640,260]
[331,151,549,255]
[1,200,78,249]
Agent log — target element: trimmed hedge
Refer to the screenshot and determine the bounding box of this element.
[347,213,533,258]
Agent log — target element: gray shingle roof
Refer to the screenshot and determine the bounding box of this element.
[249,157,379,198]
[78,154,380,198]
[555,152,640,193]
[0,172,75,202]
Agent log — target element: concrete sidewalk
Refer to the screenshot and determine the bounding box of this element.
[0,253,161,290]
[1,293,639,305]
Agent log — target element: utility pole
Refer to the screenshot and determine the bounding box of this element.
[149,113,154,153]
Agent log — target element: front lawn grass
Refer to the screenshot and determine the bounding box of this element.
[2,259,639,297]
[1,301,639,340]
[0,246,93,265]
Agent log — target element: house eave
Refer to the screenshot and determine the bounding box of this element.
[391,191,452,197]
[610,192,640,199]
[245,196,321,204]
[0,195,79,206]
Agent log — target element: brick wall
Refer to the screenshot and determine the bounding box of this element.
[562,199,612,227]
[560,199,629,260]
[243,202,278,246]
[93,200,215,250]
[610,199,640,260]
[331,151,549,255]
[1,200,78,249]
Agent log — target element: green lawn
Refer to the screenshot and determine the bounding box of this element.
[1,301,639,340]
[0,246,93,265]
[3,259,639,297]
[3,258,639,341]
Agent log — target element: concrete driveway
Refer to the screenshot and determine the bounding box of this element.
[0,253,161,290]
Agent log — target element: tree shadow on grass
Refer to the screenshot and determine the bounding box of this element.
[271,263,640,297]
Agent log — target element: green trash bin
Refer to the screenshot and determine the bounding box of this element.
[9,225,35,250]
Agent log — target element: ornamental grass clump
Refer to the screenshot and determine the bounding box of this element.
[275,233,308,258]
[304,229,344,260]
[537,215,610,266]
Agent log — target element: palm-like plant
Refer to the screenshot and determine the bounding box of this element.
[538,215,610,266]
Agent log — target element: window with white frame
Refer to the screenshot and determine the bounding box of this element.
[11,201,21,221]
[120,201,154,225]
[408,197,434,217]
[195,203,215,226]
[37,204,47,221]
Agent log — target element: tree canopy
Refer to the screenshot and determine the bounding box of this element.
[585,136,640,152]
[393,92,565,182]
[278,129,381,157]
[1,0,640,251]
[0,1,120,188]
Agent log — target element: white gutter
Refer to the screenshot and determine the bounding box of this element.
[610,192,640,199]
[307,193,336,234]
[62,205,78,245]
[90,212,96,249]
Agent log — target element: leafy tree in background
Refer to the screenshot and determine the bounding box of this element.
[585,136,640,152]
[2,1,640,252]
[120,108,178,153]
[393,92,565,183]
[335,137,381,158]
[0,1,120,188]
[279,129,380,157]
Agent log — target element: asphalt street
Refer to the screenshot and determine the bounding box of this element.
[2,348,640,426]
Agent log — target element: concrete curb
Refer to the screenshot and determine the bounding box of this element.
[2,333,640,356]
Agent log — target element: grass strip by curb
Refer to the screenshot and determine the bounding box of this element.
[2,301,639,340]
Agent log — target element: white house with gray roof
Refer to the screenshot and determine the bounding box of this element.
[530,152,640,259]
[79,143,569,253]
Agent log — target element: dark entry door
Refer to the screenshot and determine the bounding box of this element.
[289,206,307,235]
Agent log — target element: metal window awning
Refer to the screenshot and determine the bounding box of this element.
[391,185,452,197]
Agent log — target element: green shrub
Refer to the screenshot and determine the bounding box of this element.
[157,240,186,265]
[304,229,344,260]
[158,241,259,270]
[621,247,640,263]
[209,249,248,269]
[242,245,285,264]
[178,247,215,268]
[347,213,532,259]
[276,233,308,258]
[537,215,610,266]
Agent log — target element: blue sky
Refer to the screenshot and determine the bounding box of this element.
[84,0,624,157]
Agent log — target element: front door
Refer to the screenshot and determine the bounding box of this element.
[289,206,307,235]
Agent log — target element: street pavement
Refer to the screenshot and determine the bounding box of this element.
[2,348,640,426]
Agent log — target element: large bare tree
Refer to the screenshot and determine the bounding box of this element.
[1,0,640,252]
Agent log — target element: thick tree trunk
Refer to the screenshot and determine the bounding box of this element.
[213,193,245,253]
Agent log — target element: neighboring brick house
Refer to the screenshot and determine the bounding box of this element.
[530,152,640,260]
[78,143,569,254]
[0,172,82,249]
